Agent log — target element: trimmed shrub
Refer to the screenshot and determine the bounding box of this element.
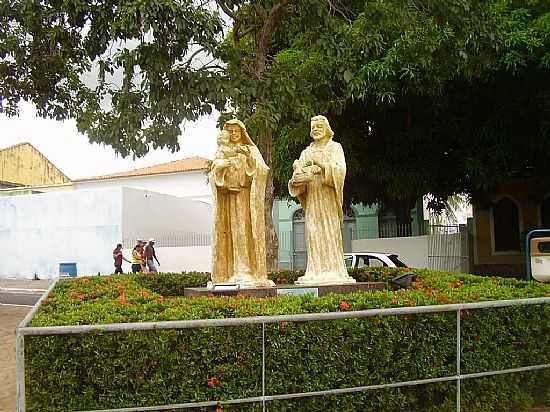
[135,271,210,296]
[25,269,550,411]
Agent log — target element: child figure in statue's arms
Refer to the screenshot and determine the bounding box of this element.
[215,130,250,192]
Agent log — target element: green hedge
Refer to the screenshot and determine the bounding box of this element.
[26,269,550,411]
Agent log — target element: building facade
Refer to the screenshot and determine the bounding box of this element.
[275,199,426,269]
[0,143,69,188]
[472,179,550,277]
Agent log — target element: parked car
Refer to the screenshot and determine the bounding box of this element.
[344,252,408,269]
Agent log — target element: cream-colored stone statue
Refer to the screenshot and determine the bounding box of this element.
[288,115,356,285]
[210,119,275,287]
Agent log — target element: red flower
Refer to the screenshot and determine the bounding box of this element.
[207,376,219,388]
[339,301,350,311]
[389,298,398,305]
[117,293,128,305]
[215,406,224,412]
[435,294,449,304]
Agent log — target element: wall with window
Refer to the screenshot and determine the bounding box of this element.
[472,180,549,276]
[275,200,378,269]
[275,198,428,270]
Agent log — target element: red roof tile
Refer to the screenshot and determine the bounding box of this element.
[75,156,209,182]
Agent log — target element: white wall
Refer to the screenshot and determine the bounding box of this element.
[0,186,214,279]
[0,188,123,279]
[352,236,430,269]
[121,246,211,273]
[121,187,212,242]
[74,171,211,199]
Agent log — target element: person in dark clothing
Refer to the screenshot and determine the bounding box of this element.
[144,238,160,273]
[113,243,130,274]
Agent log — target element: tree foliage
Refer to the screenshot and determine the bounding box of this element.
[253,0,550,211]
[1,0,549,211]
[1,0,226,157]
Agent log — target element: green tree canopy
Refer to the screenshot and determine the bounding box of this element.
[2,0,549,253]
[253,0,550,212]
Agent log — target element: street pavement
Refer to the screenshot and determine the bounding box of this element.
[0,279,49,306]
[0,290,42,306]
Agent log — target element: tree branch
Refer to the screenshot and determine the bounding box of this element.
[254,0,289,78]
[215,0,236,20]
[325,0,352,23]
[183,47,207,69]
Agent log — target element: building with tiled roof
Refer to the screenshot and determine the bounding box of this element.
[74,156,209,182]
[0,142,70,188]
[1,155,213,279]
[72,156,211,202]
[0,154,212,202]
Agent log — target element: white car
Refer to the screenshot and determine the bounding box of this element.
[344,252,408,269]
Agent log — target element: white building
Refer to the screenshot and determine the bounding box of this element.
[72,156,212,202]
[0,157,214,279]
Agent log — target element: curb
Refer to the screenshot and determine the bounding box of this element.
[0,288,47,295]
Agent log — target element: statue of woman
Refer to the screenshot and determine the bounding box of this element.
[210,119,275,287]
[288,115,356,285]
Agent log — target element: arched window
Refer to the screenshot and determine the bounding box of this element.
[343,207,356,220]
[492,197,520,252]
[540,197,550,229]
[292,209,307,269]
[293,208,305,222]
[342,207,357,253]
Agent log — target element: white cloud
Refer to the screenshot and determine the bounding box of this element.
[0,101,218,179]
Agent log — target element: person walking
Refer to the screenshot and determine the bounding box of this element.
[131,241,145,273]
[144,238,160,273]
[112,243,131,274]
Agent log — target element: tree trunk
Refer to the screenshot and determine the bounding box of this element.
[258,126,279,272]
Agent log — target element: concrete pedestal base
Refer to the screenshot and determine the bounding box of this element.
[184,282,385,298]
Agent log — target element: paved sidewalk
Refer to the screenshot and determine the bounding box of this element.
[0,279,50,291]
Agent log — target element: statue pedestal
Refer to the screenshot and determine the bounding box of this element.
[222,275,275,289]
[184,282,385,298]
[295,273,356,286]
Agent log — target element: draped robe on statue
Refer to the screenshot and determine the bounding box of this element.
[288,140,356,285]
[209,125,274,287]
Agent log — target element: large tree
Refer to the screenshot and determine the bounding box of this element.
[2,0,549,264]
[260,0,550,214]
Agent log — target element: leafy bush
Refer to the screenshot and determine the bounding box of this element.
[25,269,550,411]
[121,267,401,296]
[135,271,210,296]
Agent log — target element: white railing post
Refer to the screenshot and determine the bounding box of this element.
[456,309,461,412]
[262,322,265,412]
[16,330,25,412]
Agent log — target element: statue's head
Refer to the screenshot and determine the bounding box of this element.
[223,119,254,145]
[217,130,230,146]
[310,115,334,142]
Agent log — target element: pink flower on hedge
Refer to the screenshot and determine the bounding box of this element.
[339,301,350,311]
[207,376,219,388]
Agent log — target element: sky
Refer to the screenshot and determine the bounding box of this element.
[0,101,218,180]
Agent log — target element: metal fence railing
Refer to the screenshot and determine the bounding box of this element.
[123,231,211,248]
[16,281,550,412]
[427,224,470,273]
